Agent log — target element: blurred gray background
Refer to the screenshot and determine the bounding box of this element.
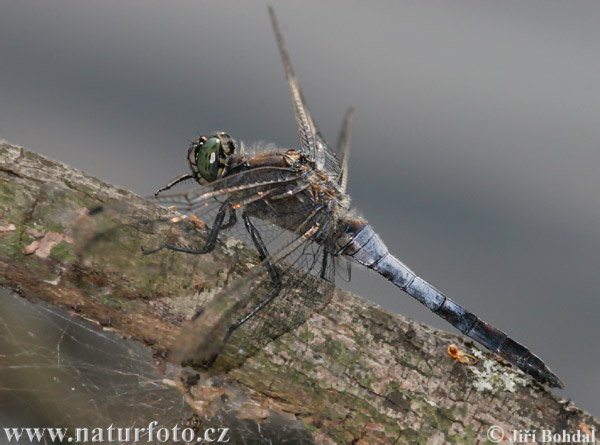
[1,0,598,418]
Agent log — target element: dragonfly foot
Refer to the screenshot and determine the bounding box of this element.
[141,244,165,255]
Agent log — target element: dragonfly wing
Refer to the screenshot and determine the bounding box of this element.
[75,169,336,372]
[155,169,303,212]
[75,167,307,295]
[146,173,315,273]
[335,107,355,193]
[172,203,336,370]
[268,7,342,177]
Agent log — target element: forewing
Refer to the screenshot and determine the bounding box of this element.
[268,7,342,177]
[155,166,302,213]
[152,167,311,253]
[73,167,308,324]
[335,107,355,193]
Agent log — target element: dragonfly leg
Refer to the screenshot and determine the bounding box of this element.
[203,210,282,366]
[239,209,281,286]
[154,173,194,197]
[142,201,235,256]
[319,222,335,282]
[220,206,238,230]
[320,247,329,280]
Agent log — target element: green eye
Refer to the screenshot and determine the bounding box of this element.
[196,137,223,182]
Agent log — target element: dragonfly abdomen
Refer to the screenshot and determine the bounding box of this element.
[335,220,563,388]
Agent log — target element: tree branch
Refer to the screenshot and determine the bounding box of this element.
[1,140,597,443]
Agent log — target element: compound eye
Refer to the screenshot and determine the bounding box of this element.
[196,137,223,182]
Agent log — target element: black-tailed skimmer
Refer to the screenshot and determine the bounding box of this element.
[140,8,562,388]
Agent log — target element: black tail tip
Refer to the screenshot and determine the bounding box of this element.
[531,363,564,389]
[545,372,565,389]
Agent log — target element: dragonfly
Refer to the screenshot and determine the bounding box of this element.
[147,7,563,388]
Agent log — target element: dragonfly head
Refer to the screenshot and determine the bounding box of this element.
[187,132,236,183]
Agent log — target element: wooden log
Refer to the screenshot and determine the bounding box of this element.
[1,140,597,443]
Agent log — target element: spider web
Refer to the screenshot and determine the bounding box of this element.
[0,288,189,431]
[0,289,314,444]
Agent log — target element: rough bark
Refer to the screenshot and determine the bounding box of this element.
[1,140,597,444]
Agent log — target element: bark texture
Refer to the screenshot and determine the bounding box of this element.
[0,140,598,443]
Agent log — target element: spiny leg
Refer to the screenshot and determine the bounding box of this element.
[142,201,235,256]
[319,215,335,282]
[154,173,194,197]
[203,209,282,367]
[320,246,330,281]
